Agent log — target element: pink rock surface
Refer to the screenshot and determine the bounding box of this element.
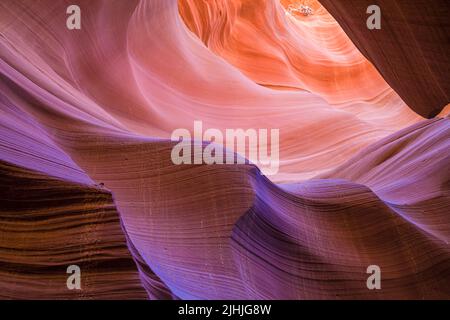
[0,0,449,299]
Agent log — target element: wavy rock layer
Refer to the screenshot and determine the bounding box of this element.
[179,0,396,106]
[0,161,148,299]
[1,0,425,182]
[59,117,450,299]
[319,0,450,118]
[0,0,449,299]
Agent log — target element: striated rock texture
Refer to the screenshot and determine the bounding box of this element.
[0,161,149,299]
[319,0,450,118]
[0,0,449,299]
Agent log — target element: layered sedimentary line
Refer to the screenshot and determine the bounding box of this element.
[1,0,425,182]
[1,114,448,299]
[0,90,173,299]
[0,160,149,299]
[320,117,450,244]
[16,114,445,299]
[232,118,450,299]
[0,0,449,300]
[178,0,421,120]
[179,0,449,118]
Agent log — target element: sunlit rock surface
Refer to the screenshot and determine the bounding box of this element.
[0,0,449,299]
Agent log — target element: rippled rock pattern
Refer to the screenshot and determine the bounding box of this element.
[0,0,449,299]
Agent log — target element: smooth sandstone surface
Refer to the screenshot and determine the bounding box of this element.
[0,0,449,299]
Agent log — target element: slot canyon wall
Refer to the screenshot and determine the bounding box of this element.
[0,0,449,299]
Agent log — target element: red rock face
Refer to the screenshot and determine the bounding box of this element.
[0,0,449,300]
[0,161,149,299]
[319,0,450,118]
